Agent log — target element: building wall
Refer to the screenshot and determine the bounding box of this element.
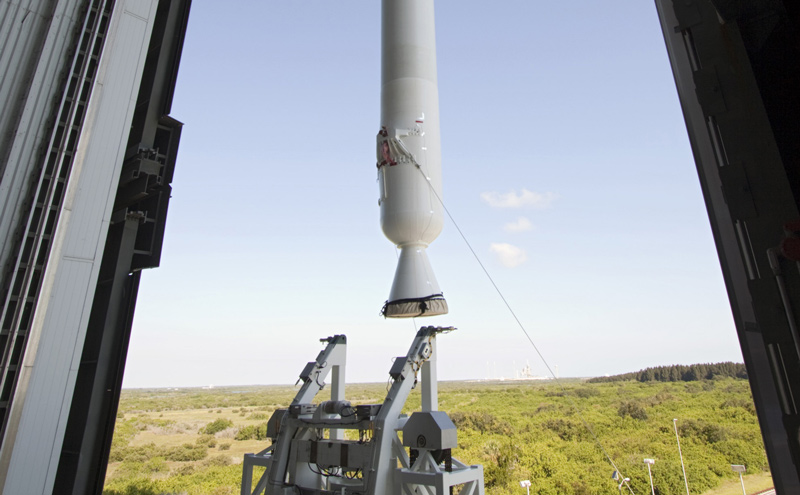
[655,0,800,491]
[0,0,86,298]
[0,1,160,493]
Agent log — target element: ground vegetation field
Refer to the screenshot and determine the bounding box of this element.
[104,377,769,495]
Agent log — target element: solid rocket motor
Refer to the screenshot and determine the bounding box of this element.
[377,0,448,318]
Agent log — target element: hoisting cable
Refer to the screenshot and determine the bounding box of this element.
[413,164,635,494]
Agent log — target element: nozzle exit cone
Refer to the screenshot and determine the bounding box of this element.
[381,244,448,318]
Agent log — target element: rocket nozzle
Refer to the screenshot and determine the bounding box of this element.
[382,245,448,318]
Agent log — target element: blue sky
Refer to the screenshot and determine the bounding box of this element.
[122,1,742,388]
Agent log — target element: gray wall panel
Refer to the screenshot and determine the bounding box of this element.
[0,0,84,291]
[7,260,92,495]
[63,13,154,261]
[0,1,160,492]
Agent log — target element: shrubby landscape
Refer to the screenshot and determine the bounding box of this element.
[586,362,748,384]
[104,371,771,495]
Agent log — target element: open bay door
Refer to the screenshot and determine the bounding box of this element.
[655,1,800,492]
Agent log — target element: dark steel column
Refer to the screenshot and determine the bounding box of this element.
[655,0,800,492]
[53,1,190,493]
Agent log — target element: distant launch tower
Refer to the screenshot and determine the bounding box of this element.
[378,0,448,318]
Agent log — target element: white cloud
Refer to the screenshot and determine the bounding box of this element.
[480,189,558,209]
[490,243,528,268]
[504,217,533,232]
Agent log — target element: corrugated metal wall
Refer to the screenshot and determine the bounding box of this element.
[0,0,86,309]
[0,0,163,493]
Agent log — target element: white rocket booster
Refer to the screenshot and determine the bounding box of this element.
[377,0,447,318]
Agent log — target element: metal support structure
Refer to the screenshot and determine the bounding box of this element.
[53,3,188,493]
[732,465,747,495]
[0,0,117,454]
[54,214,142,494]
[243,335,348,495]
[421,337,437,412]
[242,327,484,495]
[397,452,483,495]
[673,419,690,495]
[329,343,346,441]
[0,1,188,493]
[366,327,443,495]
[644,458,655,495]
[292,335,347,407]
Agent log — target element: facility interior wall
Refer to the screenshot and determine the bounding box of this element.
[54,1,189,493]
[0,0,87,329]
[0,1,161,494]
[656,0,800,491]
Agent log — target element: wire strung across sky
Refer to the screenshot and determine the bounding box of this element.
[414,164,635,494]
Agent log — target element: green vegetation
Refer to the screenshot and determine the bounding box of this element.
[234,423,269,441]
[200,419,234,435]
[587,362,747,383]
[104,378,768,495]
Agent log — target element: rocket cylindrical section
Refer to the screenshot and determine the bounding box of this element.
[378,0,447,318]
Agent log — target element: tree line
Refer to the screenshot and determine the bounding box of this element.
[586,362,747,383]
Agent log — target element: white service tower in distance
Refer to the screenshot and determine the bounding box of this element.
[377,0,448,319]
